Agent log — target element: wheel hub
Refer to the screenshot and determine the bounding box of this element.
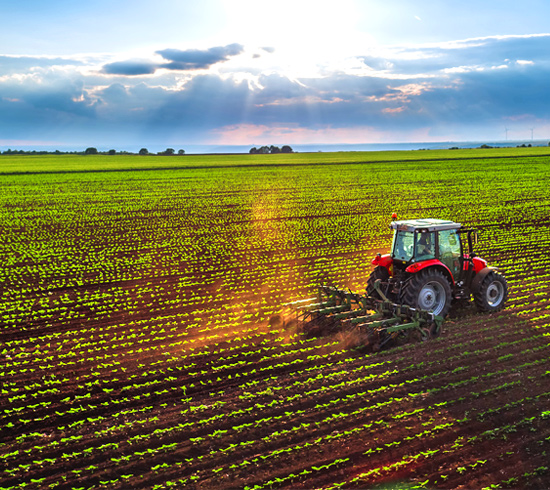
[486,281,504,306]
[418,282,446,315]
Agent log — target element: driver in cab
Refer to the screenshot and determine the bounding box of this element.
[416,233,435,258]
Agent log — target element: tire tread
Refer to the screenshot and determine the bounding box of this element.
[474,271,508,312]
[399,268,452,317]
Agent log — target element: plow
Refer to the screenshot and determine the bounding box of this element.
[286,281,444,351]
[280,216,508,351]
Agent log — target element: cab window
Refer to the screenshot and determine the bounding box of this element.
[438,229,462,277]
[415,231,435,260]
[392,231,414,261]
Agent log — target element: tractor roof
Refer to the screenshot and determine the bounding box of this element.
[391,218,462,232]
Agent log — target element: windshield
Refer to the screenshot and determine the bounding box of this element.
[392,231,415,261]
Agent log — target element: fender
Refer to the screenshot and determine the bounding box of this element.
[472,256,488,273]
[405,259,455,286]
[371,253,392,273]
[471,266,497,293]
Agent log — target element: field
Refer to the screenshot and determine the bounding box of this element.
[1,148,550,490]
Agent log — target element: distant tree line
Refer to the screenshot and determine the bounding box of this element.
[2,146,296,156]
[249,145,293,154]
[137,148,186,156]
[0,147,186,156]
[83,147,187,156]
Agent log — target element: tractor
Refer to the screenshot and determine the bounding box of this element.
[288,217,508,350]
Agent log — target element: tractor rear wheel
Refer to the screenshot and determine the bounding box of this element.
[366,266,390,299]
[400,268,452,317]
[474,271,508,312]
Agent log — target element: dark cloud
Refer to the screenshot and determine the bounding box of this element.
[361,34,550,76]
[429,65,550,122]
[0,77,97,142]
[101,43,244,76]
[147,74,250,130]
[0,75,94,114]
[98,83,129,102]
[102,60,159,76]
[255,74,309,101]
[156,43,244,70]
[253,47,275,59]
[305,74,390,101]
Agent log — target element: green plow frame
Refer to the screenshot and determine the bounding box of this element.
[288,280,444,349]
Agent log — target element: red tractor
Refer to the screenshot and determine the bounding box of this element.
[368,218,508,317]
[291,217,508,348]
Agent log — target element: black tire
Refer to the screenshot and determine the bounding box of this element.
[366,266,390,299]
[474,271,508,312]
[400,268,452,318]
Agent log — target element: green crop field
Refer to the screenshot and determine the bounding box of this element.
[2,146,550,173]
[2,148,550,489]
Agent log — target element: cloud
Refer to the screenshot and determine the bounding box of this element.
[144,74,252,135]
[101,43,244,76]
[156,43,244,70]
[102,60,159,76]
[0,78,97,144]
[0,55,83,75]
[253,47,275,59]
[3,34,550,148]
[365,33,550,77]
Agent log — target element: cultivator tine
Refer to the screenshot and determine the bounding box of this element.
[294,302,330,313]
[368,278,394,303]
[377,331,400,350]
[355,316,401,329]
[345,312,384,325]
[385,319,420,333]
[286,297,318,305]
[293,282,445,348]
[330,309,369,321]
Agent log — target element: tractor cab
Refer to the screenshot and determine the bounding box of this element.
[390,219,465,281]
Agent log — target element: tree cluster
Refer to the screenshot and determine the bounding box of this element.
[1,148,132,156]
[0,148,185,156]
[147,148,186,155]
[249,145,293,154]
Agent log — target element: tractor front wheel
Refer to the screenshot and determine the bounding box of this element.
[474,271,508,312]
[400,268,452,317]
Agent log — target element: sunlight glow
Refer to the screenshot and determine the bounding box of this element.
[221,0,376,77]
[209,122,435,145]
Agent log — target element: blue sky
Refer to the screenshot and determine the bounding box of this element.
[2,0,550,151]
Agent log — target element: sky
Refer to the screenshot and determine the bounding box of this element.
[2,0,550,152]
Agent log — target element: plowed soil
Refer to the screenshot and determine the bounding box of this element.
[1,152,550,490]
